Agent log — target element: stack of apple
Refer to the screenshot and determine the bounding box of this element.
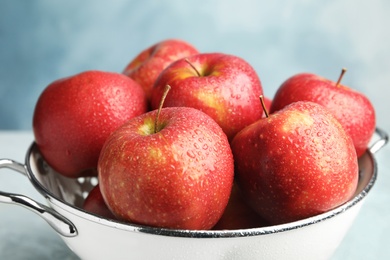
[32,39,376,230]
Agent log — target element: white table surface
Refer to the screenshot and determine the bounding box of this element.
[0,131,389,260]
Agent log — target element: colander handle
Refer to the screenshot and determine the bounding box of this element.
[370,127,389,154]
[0,159,77,237]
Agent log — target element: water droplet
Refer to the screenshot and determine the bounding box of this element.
[304,129,311,135]
[187,150,196,158]
[194,143,200,149]
[202,144,208,150]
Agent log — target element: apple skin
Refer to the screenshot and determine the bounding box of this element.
[264,96,272,111]
[33,70,148,178]
[83,184,116,219]
[212,182,269,230]
[150,52,264,141]
[231,101,359,225]
[269,72,376,157]
[123,39,199,101]
[98,107,234,230]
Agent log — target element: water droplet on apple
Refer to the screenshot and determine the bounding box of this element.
[202,144,208,150]
[194,143,200,149]
[194,129,202,135]
[187,150,196,158]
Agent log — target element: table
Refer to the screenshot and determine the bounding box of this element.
[1,131,389,259]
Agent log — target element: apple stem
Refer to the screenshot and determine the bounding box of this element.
[259,95,269,118]
[154,85,171,133]
[185,58,201,77]
[336,68,347,87]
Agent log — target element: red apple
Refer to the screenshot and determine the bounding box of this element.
[231,101,359,225]
[270,70,376,157]
[83,184,116,219]
[150,52,264,141]
[33,70,147,178]
[212,182,269,230]
[122,39,199,101]
[98,106,234,230]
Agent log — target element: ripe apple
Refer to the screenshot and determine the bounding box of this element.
[122,39,199,101]
[98,106,234,230]
[231,101,359,225]
[270,70,376,157]
[33,70,148,178]
[83,184,116,219]
[212,182,269,230]
[150,52,264,141]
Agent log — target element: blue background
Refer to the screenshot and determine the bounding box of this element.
[1,0,389,131]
